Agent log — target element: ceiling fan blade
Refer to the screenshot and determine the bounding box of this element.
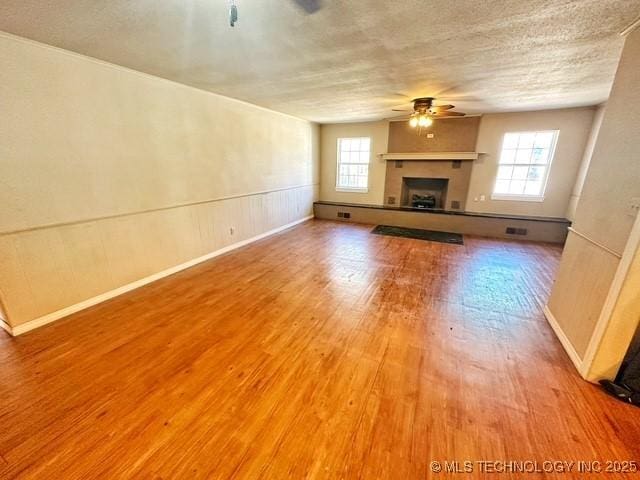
[386,112,412,119]
[430,104,455,111]
[433,111,465,117]
[392,109,412,112]
[292,0,322,13]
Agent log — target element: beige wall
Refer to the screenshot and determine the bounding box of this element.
[0,295,7,324]
[586,239,640,381]
[467,107,595,218]
[547,233,620,357]
[0,33,319,329]
[320,109,594,219]
[319,121,388,205]
[547,28,640,372]
[566,104,606,221]
[571,29,640,255]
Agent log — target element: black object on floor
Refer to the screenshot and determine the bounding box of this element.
[371,225,464,245]
[600,325,640,408]
[600,380,640,407]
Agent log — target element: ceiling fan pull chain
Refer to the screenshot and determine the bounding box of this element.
[229,0,238,27]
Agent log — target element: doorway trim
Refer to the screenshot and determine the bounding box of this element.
[581,212,640,378]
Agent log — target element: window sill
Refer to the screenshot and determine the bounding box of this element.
[336,187,369,193]
[491,194,545,203]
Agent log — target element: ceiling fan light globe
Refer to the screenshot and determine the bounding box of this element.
[418,115,429,127]
[409,116,419,128]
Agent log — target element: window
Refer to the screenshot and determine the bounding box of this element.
[492,130,559,201]
[336,137,371,192]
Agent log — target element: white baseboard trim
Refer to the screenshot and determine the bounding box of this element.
[543,305,584,376]
[10,215,314,337]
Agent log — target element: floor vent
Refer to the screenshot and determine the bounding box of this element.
[388,196,396,205]
[337,212,351,219]
[506,227,528,235]
[450,200,461,209]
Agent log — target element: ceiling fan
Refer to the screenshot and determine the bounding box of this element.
[229,0,322,26]
[392,97,465,128]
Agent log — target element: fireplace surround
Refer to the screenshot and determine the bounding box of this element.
[383,158,473,211]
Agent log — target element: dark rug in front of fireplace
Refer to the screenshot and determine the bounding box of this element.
[371,225,464,245]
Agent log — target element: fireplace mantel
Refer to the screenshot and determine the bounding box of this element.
[380,152,479,161]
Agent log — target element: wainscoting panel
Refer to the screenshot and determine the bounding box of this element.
[546,230,620,359]
[0,185,318,331]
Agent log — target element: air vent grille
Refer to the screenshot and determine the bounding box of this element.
[506,227,527,235]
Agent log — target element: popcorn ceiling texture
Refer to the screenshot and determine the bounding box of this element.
[0,0,638,122]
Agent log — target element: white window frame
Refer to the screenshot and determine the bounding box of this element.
[335,137,371,193]
[491,130,559,202]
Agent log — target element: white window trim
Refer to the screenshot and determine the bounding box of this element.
[335,137,371,193]
[336,187,369,193]
[490,130,559,202]
[491,193,545,202]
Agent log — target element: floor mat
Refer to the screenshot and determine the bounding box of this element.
[371,224,464,245]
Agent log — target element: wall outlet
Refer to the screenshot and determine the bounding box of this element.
[629,197,640,217]
[480,195,486,201]
[426,133,434,138]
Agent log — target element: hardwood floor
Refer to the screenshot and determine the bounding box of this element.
[0,219,639,479]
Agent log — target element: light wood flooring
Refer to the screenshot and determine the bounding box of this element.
[0,219,639,479]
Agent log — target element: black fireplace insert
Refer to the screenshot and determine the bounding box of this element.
[411,194,436,209]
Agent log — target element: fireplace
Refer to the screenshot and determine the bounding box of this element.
[383,156,474,211]
[401,177,449,209]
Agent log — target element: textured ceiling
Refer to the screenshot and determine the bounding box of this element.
[1,1,639,123]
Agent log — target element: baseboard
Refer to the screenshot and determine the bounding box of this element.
[543,305,585,376]
[10,215,314,337]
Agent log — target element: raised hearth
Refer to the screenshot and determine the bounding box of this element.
[313,201,572,244]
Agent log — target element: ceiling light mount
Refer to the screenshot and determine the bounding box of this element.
[229,0,238,27]
[393,97,465,132]
[228,0,323,27]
